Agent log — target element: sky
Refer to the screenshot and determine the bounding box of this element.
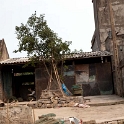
[0,0,95,58]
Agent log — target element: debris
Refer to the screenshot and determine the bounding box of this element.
[36,90,72,108]
[78,104,90,108]
[69,117,83,124]
[77,96,85,104]
[29,89,90,109]
[74,103,79,107]
[8,96,17,103]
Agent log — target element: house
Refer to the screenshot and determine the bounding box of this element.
[0,46,113,101]
[91,0,124,96]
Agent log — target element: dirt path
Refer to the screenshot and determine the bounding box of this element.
[34,104,124,123]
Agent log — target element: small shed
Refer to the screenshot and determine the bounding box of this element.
[0,51,113,101]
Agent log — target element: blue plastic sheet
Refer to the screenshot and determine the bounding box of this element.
[62,83,69,95]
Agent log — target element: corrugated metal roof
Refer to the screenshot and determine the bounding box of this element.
[0,51,111,65]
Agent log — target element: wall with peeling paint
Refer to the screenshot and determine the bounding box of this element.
[75,63,113,96]
[92,0,124,51]
[92,0,124,96]
[63,59,113,96]
[75,64,89,84]
[63,65,75,93]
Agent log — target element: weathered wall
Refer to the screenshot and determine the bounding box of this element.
[75,64,89,84]
[2,71,12,101]
[63,60,113,96]
[92,0,124,51]
[63,65,75,93]
[0,39,9,100]
[75,63,113,96]
[92,0,101,50]
[92,0,124,96]
[0,60,113,100]
[35,63,113,97]
[0,71,3,100]
[121,67,124,95]
[91,38,99,51]
[105,34,124,94]
[0,39,9,61]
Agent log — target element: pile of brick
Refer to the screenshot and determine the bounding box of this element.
[36,90,79,108]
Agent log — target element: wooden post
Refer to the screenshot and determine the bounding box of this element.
[6,101,9,124]
[32,108,35,124]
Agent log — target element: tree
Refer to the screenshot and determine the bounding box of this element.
[14,12,72,96]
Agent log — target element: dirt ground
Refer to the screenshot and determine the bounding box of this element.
[34,104,124,123]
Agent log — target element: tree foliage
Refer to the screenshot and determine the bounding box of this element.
[14,12,75,95]
[14,12,72,64]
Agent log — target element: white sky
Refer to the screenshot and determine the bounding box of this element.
[0,0,95,58]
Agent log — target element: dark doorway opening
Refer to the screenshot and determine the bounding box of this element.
[12,72,35,101]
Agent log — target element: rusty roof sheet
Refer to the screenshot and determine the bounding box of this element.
[0,51,111,65]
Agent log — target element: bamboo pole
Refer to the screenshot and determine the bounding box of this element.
[42,59,58,88]
[52,59,65,97]
[6,101,9,124]
[32,108,35,124]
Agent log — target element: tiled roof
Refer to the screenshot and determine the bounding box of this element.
[64,51,111,59]
[0,57,29,65]
[0,51,111,65]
